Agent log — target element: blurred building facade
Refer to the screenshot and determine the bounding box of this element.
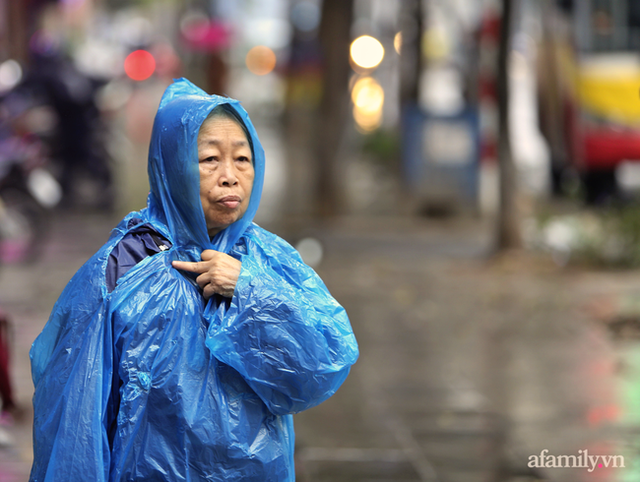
[3,0,638,218]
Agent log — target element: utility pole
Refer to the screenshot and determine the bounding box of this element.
[495,0,522,251]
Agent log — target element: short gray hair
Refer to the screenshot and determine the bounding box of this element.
[201,104,254,161]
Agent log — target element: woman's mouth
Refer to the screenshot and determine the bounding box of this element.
[217,195,241,209]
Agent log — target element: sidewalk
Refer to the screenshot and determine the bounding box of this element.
[2,212,640,481]
[283,216,640,482]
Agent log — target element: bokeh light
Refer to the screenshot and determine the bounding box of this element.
[29,30,59,56]
[394,32,402,54]
[0,60,22,93]
[423,29,449,60]
[124,50,156,81]
[350,35,385,70]
[291,1,320,32]
[351,76,384,131]
[295,237,324,267]
[60,0,86,8]
[180,9,209,41]
[245,46,277,76]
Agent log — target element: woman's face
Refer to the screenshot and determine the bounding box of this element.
[197,116,254,238]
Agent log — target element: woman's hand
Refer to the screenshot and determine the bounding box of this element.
[172,250,241,299]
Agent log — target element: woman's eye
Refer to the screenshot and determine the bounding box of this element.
[200,156,217,163]
[237,156,250,163]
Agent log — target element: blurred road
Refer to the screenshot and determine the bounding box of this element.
[2,210,640,481]
[289,217,640,482]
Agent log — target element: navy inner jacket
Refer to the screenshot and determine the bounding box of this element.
[106,218,172,293]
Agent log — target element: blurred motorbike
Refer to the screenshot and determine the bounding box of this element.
[18,51,115,212]
[0,103,61,264]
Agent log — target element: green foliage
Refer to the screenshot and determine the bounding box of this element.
[613,203,640,266]
[360,129,400,167]
[533,202,640,268]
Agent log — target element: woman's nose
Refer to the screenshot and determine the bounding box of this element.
[218,159,238,186]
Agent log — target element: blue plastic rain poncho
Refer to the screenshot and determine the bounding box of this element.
[29,78,359,481]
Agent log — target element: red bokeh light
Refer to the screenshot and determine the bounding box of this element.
[124,50,156,81]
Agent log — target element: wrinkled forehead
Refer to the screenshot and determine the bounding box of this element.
[198,116,248,139]
[198,107,255,160]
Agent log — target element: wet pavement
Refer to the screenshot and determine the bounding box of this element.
[2,211,640,482]
[290,218,640,482]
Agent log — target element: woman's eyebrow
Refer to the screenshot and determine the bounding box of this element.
[203,139,249,147]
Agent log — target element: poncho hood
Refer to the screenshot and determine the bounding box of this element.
[146,78,265,258]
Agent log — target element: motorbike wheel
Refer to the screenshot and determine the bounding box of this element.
[0,188,49,264]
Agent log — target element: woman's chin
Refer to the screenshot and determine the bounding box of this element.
[206,216,241,237]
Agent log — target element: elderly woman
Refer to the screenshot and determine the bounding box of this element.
[29,79,358,481]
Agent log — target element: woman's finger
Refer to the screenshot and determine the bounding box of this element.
[201,250,218,261]
[202,283,216,300]
[172,260,209,273]
[195,272,210,289]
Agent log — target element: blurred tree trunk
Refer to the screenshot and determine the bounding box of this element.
[495,0,522,251]
[399,0,423,108]
[315,0,354,217]
[398,0,424,194]
[492,8,520,481]
[5,0,29,63]
[539,0,568,196]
